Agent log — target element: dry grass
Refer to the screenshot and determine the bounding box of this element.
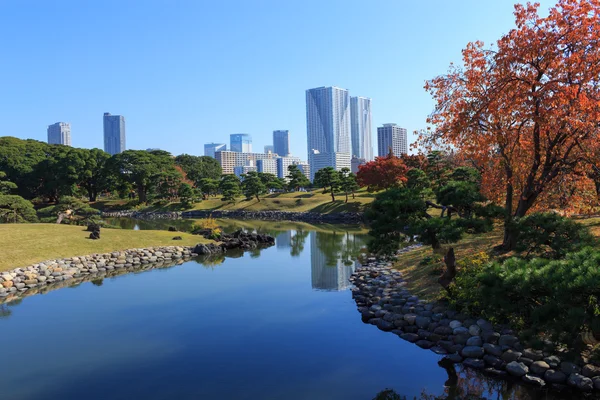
[0,224,210,272]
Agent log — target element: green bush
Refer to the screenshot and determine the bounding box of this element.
[450,248,600,347]
[0,195,38,223]
[510,212,594,259]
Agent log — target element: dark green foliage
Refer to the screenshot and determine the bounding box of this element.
[0,171,17,194]
[258,172,285,191]
[405,168,431,193]
[198,178,219,198]
[339,167,359,202]
[0,195,38,223]
[178,183,195,207]
[219,175,241,202]
[436,181,485,217]
[286,165,310,191]
[77,148,114,201]
[510,212,594,259]
[451,249,600,347]
[449,166,481,185]
[414,218,464,250]
[37,196,100,224]
[314,167,341,202]
[241,171,267,201]
[365,188,428,255]
[174,154,222,183]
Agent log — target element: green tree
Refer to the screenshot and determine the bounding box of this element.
[174,154,222,183]
[339,167,360,202]
[0,171,17,195]
[0,137,49,199]
[405,168,431,193]
[36,145,87,202]
[314,167,341,202]
[258,172,285,192]
[178,183,195,208]
[220,174,241,202]
[435,181,486,218]
[37,196,100,224]
[78,148,113,202]
[0,195,38,223]
[198,178,219,199]
[241,171,267,201]
[286,165,310,191]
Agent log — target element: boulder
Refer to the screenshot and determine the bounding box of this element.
[463,358,485,369]
[501,350,522,363]
[567,373,593,391]
[461,346,485,359]
[530,361,550,376]
[582,364,600,378]
[506,361,528,377]
[544,369,567,384]
[466,336,483,347]
[522,374,545,387]
[498,335,519,347]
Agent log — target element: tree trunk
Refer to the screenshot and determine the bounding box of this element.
[256,194,260,202]
[137,184,147,203]
[345,192,348,203]
[330,185,335,202]
[438,247,457,294]
[501,161,515,250]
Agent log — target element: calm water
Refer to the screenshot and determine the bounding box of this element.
[0,220,586,400]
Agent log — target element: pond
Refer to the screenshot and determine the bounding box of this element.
[0,220,588,399]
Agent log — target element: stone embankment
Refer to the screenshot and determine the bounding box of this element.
[351,247,600,394]
[102,210,365,224]
[0,231,275,304]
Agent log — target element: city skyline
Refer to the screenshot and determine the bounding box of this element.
[103,113,126,155]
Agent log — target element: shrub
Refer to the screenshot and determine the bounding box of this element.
[191,216,222,238]
[451,248,600,347]
[510,212,594,259]
[0,195,38,223]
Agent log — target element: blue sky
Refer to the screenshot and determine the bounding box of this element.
[0,0,554,160]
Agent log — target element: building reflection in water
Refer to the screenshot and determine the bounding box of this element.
[275,231,292,249]
[310,231,363,291]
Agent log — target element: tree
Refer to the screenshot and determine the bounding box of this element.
[356,151,408,192]
[219,175,241,202]
[78,148,113,201]
[0,137,49,199]
[286,165,310,191]
[0,171,17,195]
[0,195,38,223]
[423,0,600,249]
[339,167,360,202]
[405,168,431,193]
[178,183,195,208]
[198,178,219,199]
[174,154,222,184]
[257,172,285,192]
[314,167,341,202]
[241,171,267,201]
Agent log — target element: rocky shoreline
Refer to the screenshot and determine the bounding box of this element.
[0,231,275,304]
[101,210,365,224]
[351,247,600,395]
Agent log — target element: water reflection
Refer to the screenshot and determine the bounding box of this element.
[311,231,360,291]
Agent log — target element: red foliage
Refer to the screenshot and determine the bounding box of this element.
[357,153,408,191]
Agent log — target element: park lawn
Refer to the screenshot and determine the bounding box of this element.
[0,224,209,272]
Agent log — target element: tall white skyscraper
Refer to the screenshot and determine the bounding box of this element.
[306,86,351,180]
[230,134,252,153]
[350,96,373,161]
[47,122,71,146]
[103,112,126,155]
[377,123,408,157]
[205,143,227,158]
[273,130,290,156]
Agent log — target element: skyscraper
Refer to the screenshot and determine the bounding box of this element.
[306,86,351,180]
[273,130,290,157]
[47,122,71,146]
[205,143,227,158]
[350,96,373,161]
[377,123,408,157]
[230,134,252,153]
[103,113,126,155]
[264,145,274,154]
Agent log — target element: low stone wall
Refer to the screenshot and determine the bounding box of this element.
[0,246,195,304]
[351,248,600,394]
[182,210,365,224]
[101,210,365,224]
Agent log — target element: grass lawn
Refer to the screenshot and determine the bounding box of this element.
[0,224,209,272]
[93,189,376,214]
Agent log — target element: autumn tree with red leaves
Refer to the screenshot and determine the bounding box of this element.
[356,151,409,192]
[422,0,600,250]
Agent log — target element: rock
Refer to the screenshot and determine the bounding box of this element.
[476,319,494,331]
[530,361,550,375]
[501,350,522,363]
[544,356,560,369]
[468,325,481,336]
[404,314,417,325]
[560,362,581,375]
[453,327,469,336]
[466,336,482,347]
[461,346,485,358]
[453,333,470,345]
[172,236,183,240]
[89,230,100,239]
[415,340,434,349]
[430,346,447,355]
[400,333,419,343]
[498,335,519,347]
[522,348,543,361]
[522,374,545,387]
[168,226,178,232]
[544,369,567,384]
[449,320,462,329]
[443,353,463,363]
[463,358,485,369]
[567,373,593,391]
[483,355,504,369]
[506,361,528,377]
[415,316,431,329]
[482,331,500,344]
[433,326,453,336]
[593,376,600,390]
[483,343,503,357]
[582,364,600,378]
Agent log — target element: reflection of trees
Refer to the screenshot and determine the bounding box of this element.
[0,304,11,319]
[91,279,104,286]
[290,229,309,257]
[316,231,366,266]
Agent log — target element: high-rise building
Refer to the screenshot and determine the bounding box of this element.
[377,123,408,157]
[306,86,351,180]
[350,96,373,161]
[276,156,302,180]
[230,133,252,153]
[264,145,274,154]
[256,158,278,175]
[351,156,366,174]
[205,143,227,158]
[296,162,311,182]
[310,151,351,180]
[215,150,277,174]
[47,122,71,146]
[273,130,290,157]
[310,232,357,291]
[103,113,126,155]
